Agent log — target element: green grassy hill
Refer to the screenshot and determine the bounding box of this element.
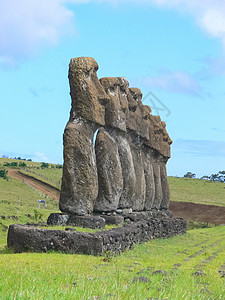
[2,157,224,207]
[169,177,225,207]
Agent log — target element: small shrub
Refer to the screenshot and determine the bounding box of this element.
[0,169,8,180]
[19,162,26,168]
[103,250,114,262]
[41,162,49,168]
[33,209,43,222]
[187,220,215,230]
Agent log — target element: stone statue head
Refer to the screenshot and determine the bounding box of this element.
[127,88,149,140]
[99,77,128,132]
[69,57,109,126]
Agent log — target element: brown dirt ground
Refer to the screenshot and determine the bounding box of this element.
[7,169,225,224]
[169,201,225,225]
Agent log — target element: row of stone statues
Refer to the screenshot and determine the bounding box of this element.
[59,57,172,216]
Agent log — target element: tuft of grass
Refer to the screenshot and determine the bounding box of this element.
[187,220,216,230]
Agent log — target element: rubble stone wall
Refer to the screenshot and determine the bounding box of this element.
[8,217,186,255]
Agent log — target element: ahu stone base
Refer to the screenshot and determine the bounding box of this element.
[47,210,174,228]
[7,217,187,256]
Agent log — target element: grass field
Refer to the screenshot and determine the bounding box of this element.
[169,177,225,207]
[1,158,225,299]
[1,226,225,299]
[0,175,59,250]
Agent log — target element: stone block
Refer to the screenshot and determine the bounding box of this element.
[7,224,104,255]
[100,215,124,225]
[47,213,69,226]
[67,215,105,229]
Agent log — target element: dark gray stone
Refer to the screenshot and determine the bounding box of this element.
[100,215,124,225]
[114,133,136,209]
[7,217,187,255]
[60,57,110,216]
[99,77,127,132]
[129,135,146,211]
[159,155,170,210]
[7,224,103,255]
[60,121,98,215]
[142,146,155,210]
[151,151,162,210]
[47,213,69,226]
[65,227,77,231]
[67,215,105,229]
[94,128,123,212]
[122,212,149,222]
[68,57,109,126]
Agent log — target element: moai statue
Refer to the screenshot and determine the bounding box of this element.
[145,115,172,210]
[158,121,172,210]
[60,57,109,215]
[94,127,123,212]
[95,77,136,210]
[126,88,149,211]
[140,105,156,211]
[148,116,164,210]
[59,56,173,217]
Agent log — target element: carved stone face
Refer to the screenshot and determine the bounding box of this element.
[99,77,129,132]
[127,88,149,140]
[69,57,110,126]
[144,115,172,158]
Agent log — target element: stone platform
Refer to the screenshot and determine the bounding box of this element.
[7,217,186,255]
[47,210,174,229]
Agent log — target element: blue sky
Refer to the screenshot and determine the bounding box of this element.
[0,0,224,177]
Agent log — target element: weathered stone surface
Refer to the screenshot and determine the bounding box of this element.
[145,115,172,158]
[8,217,187,255]
[65,227,77,231]
[100,77,127,131]
[47,213,69,226]
[59,56,174,224]
[128,135,146,211]
[69,57,109,125]
[160,121,172,158]
[67,215,105,229]
[100,215,124,225]
[7,224,104,255]
[159,155,170,210]
[110,131,136,209]
[142,146,155,211]
[129,88,149,140]
[151,151,163,210]
[122,211,149,222]
[60,121,98,215]
[94,128,123,212]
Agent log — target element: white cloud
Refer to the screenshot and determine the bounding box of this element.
[141,70,201,96]
[197,56,225,79]
[0,0,76,66]
[33,151,49,162]
[99,0,225,49]
[1,0,225,67]
[173,139,225,157]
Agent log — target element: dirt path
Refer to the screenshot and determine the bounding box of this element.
[8,169,60,200]
[7,169,225,224]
